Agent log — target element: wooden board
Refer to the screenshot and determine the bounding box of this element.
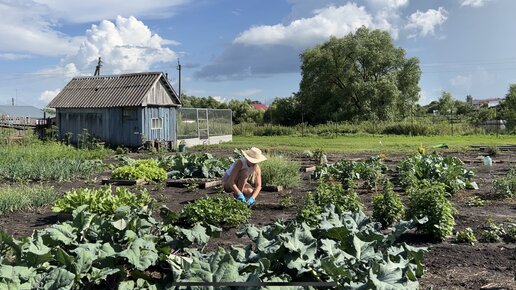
[301,165,317,173]
[101,178,147,185]
[167,179,222,189]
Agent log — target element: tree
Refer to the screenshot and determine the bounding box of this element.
[264,96,302,125]
[437,91,456,115]
[297,27,421,124]
[499,84,516,130]
[227,99,264,124]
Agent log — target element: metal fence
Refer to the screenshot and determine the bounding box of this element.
[177,108,232,139]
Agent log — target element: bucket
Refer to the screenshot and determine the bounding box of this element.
[178,144,186,152]
[483,156,492,166]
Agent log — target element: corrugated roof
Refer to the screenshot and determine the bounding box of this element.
[0,105,45,118]
[48,72,181,108]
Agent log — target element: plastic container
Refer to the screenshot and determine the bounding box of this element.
[483,156,492,166]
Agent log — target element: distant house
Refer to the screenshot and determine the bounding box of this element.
[251,102,268,111]
[0,105,47,125]
[48,72,181,147]
[470,97,504,109]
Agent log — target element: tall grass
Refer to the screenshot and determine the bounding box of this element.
[234,118,486,137]
[0,138,108,181]
[0,184,56,215]
[260,156,301,188]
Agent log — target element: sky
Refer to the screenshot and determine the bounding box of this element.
[1,0,516,108]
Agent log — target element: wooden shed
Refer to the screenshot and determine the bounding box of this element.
[48,72,181,148]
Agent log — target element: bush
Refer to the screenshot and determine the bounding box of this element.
[372,181,404,228]
[0,185,55,215]
[492,168,516,198]
[406,181,456,240]
[180,196,251,228]
[112,159,167,182]
[53,186,152,215]
[382,122,432,136]
[297,182,363,225]
[455,227,477,244]
[260,156,301,188]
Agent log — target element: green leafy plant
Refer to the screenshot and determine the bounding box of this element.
[406,181,456,240]
[313,159,359,189]
[455,227,477,245]
[180,196,251,228]
[297,181,363,225]
[53,186,152,215]
[278,194,294,208]
[355,155,388,190]
[260,156,301,188]
[480,216,506,242]
[398,152,475,195]
[158,153,232,179]
[492,168,516,198]
[372,181,405,228]
[467,196,489,207]
[112,159,167,182]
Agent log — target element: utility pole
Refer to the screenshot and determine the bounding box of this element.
[94,57,102,76]
[176,59,182,101]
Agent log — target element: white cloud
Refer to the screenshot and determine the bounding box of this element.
[0,1,79,56]
[460,0,491,7]
[32,0,190,23]
[365,0,409,10]
[405,7,448,38]
[234,4,373,48]
[450,75,472,88]
[39,89,61,103]
[234,89,262,97]
[58,16,177,75]
[212,96,227,103]
[0,53,32,61]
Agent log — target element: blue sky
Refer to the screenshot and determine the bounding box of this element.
[1,0,515,108]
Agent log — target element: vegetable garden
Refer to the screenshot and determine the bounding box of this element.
[0,138,514,289]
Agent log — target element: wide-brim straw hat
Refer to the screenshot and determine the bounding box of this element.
[242,147,267,164]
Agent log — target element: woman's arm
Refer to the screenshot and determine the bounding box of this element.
[228,159,243,195]
[250,165,262,199]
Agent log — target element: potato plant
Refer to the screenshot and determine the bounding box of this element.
[180,196,251,228]
[373,181,405,228]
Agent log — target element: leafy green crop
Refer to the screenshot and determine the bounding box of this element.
[455,227,477,245]
[158,153,233,179]
[112,159,167,182]
[373,181,405,228]
[492,168,516,198]
[398,152,475,195]
[406,181,456,240]
[180,196,251,228]
[0,185,56,215]
[53,186,152,215]
[297,181,363,225]
[260,156,301,188]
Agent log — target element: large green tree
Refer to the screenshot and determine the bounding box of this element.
[437,91,456,115]
[297,27,421,123]
[499,84,516,130]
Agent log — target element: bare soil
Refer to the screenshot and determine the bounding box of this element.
[1,149,515,289]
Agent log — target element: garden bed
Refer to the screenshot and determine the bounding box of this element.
[0,149,514,289]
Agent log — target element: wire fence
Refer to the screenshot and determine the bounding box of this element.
[177,108,232,139]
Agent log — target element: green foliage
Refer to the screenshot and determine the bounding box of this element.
[260,156,301,188]
[406,181,456,240]
[382,122,431,136]
[238,206,427,288]
[278,194,294,209]
[492,168,516,198]
[355,155,388,190]
[180,196,251,228]
[398,152,475,195]
[438,91,456,115]
[53,186,152,215]
[373,181,405,228]
[498,83,516,130]
[297,182,363,225]
[298,27,420,124]
[112,159,167,182]
[0,141,106,181]
[480,216,506,242]
[0,185,55,215]
[455,227,477,245]
[158,153,232,179]
[315,156,387,190]
[467,196,489,207]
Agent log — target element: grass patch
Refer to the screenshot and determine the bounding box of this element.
[260,156,301,188]
[208,134,515,153]
[0,184,56,215]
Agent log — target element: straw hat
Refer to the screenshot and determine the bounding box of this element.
[242,147,267,164]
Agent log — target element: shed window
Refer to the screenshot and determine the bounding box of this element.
[151,118,163,129]
[123,108,138,121]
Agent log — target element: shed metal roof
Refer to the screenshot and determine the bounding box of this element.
[48,72,181,108]
[0,105,45,118]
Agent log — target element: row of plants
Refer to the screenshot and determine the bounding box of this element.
[0,138,107,181]
[0,193,428,289]
[455,218,516,244]
[0,184,56,215]
[112,159,168,183]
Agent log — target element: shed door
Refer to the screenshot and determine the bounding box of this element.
[122,108,141,147]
